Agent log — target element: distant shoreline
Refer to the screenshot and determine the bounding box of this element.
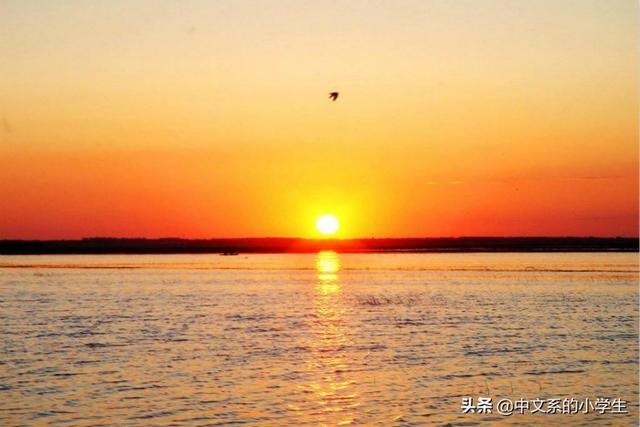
[0,237,637,254]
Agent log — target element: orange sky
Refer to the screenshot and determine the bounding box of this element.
[1,0,638,239]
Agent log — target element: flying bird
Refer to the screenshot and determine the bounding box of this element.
[328,92,339,101]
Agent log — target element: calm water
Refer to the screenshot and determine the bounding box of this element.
[0,252,638,426]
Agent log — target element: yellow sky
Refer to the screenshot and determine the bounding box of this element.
[1,0,637,238]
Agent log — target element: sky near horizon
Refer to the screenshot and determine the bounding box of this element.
[1,0,638,239]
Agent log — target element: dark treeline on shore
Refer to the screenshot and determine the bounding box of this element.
[0,237,637,254]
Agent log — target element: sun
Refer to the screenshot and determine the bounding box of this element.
[316,214,339,235]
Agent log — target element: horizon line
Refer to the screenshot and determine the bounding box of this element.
[1,235,639,242]
[1,236,637,255]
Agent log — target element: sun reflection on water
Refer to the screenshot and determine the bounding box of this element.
[316,250,341,293]
[300,251,360,425]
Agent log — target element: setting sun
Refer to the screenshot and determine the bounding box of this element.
[316,215,339,236]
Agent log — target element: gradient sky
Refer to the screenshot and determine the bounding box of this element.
[1,0,637,239]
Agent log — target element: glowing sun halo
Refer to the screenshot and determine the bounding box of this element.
[316,215,339,235]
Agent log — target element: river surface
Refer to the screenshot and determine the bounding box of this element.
[0,252,638,426]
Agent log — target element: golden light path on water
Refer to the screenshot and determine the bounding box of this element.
[312,252,358,426]
[289,251,359,425]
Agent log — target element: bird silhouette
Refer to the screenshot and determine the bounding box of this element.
[328,92,339,101]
